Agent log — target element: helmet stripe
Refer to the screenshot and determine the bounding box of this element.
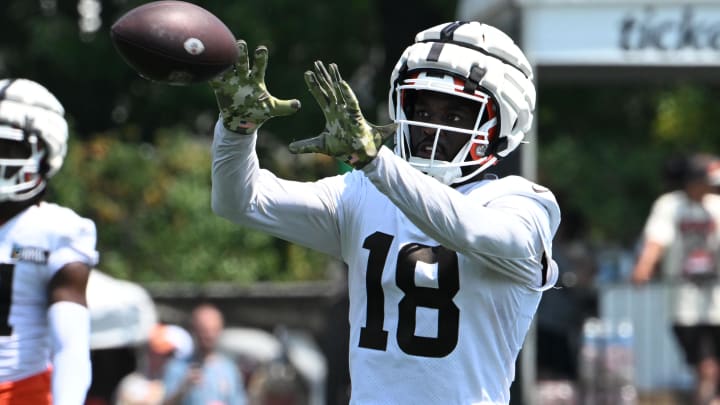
[427,42,444,62]
[0,79,16,101]
[439,21,469,41]
[463,65,487,94]
[419,39,530,80]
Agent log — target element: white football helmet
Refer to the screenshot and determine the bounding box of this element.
[0,79,68,202]
[389,21,536,185]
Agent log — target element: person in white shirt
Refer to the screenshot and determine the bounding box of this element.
[633,153,720,405]
[0,78,98,405]
[209,21,560,405]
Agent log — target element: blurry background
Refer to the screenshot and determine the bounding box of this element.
[3,0,720,404]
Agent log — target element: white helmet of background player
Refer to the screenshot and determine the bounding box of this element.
[389,21,536,185]
[0,79,68,202]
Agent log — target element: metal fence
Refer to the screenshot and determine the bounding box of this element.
[599,283,694,393]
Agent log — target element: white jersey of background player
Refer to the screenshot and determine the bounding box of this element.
[0,79,97,405]
[210,21,560,404]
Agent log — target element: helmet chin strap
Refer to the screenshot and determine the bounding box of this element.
[409,154,499,186]
[454,156,498,184]
[408,156,462,185]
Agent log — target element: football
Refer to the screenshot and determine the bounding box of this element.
[110,0,238,85]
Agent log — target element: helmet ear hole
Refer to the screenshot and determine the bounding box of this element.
[488,136,508,157]
[39,157,51,177]
[36,138,51,177]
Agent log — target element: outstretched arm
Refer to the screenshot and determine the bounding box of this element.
[632,240,664,284]
[210,48,345,257]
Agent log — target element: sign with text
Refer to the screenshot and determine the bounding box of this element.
[523,3,720,65]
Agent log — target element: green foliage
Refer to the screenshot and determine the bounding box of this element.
[49,129,331,283]
[538,83,720,246]
[653,85,720,150]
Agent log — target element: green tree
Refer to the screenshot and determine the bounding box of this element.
[50,129,334,282]
[538,82,720,246]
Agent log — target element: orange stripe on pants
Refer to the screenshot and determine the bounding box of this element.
[0,369,52,405]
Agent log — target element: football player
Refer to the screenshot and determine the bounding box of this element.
[0,79,97,405]
[210,21,560,404]
[632,153,720,405]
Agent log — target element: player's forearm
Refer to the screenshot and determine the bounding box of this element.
[363,147,537,256]
[632,240,664,283]
[48,301,91,405]
[211,119,261,220]
[211,119,344,256]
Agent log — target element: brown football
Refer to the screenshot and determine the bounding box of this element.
[110,1,238,85]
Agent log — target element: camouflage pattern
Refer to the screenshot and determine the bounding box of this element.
[288,61,396,168]
[209,40,300,135]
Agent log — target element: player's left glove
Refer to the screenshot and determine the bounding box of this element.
[210,40,301,135]
[288,61,395,168]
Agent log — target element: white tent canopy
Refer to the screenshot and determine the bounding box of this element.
[86,269,157,350]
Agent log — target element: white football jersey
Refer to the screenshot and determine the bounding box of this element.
[642,190,720,325]
[212,126,560,405]
[0,202,98,382]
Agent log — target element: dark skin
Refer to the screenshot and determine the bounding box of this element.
[408,90,482,162]
[0,138,89,308]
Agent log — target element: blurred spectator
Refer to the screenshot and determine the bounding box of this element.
[245,326,309,405]
[246,359,307,405]
[535,193,597,405]
[661,152,692,192]
[536,199,597,383]
[632,153,720,405]
[163,303,246,405]
[114,324,193,405]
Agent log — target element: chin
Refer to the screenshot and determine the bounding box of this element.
[412,148,440,160]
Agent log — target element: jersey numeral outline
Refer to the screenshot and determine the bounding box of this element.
[358,231,460,358]
[0,263,14,336]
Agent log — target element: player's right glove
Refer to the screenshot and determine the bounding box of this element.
[209,40,301,135]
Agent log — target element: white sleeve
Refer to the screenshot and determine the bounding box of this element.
[48,301,92,405]
[363,146,558,285]
[642,192,678,246]
[47,213,99,274]
[210,120,345,258]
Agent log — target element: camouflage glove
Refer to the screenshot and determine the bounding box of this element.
[288,61,395,168]
[209,40,300,135]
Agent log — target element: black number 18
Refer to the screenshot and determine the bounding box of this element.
[358,232,460,358]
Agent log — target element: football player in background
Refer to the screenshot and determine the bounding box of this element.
[209,21,560,404]
[0,79,98,405]
[632,153,720,405]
